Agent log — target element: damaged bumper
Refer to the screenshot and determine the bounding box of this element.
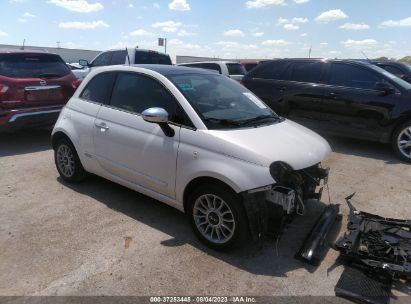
[241,163,330,240]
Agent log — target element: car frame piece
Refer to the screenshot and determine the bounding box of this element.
[335,193,411,279]
[295,203,340,265]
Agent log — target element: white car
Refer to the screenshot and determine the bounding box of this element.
[52,65,331,249]
[177,61,247,82]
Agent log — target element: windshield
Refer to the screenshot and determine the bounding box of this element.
[369,64,411,90]
[226,63,246,75]
[0,53,70,78]
[167,73,280,130]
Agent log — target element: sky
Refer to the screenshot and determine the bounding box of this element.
[1,0,411,61]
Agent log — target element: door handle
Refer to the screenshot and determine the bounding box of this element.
[95,122,109,132]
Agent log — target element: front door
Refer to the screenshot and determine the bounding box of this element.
[93,71,182,198]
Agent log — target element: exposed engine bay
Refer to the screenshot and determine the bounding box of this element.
[241,162,329,239]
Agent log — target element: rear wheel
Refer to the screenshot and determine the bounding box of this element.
[392,121,411,163]
[188,184,248,250]
[54,138,87,182]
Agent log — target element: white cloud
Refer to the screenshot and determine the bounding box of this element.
[320,42,328,47]
[340,23,370,30]
[129,29,155,36]
[0,31,8,37]
[300,33,307,37]
[277,17,289,25]
[380,16,411,28]
[23,12,36,17]
[128,3,134,8]
[169,39,199,49]
[153,3,160,8]
[216,41,258,50]
[18,18,27,22]
[294,0,309,3]
[261,39,290,46]
[245,0,285,9]
[315,9,348,23]
[252,32,264,37]
[342,39,378,49]
[177,29,196,37]
[48,0,104,13]
[169,0,190,11]
[152,20,182,32]
[224,29,245,37]
[283,23,299,30]
[292,17,308,23]
[59,20,109,29]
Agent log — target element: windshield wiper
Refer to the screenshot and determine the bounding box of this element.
[203,117,242,126]
[238,115,278,126]
[38,73,63,78]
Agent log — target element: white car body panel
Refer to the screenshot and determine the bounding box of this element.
[177,61,245,82]
[52,65,331,213]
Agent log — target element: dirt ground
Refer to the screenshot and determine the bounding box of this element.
[0,128,410,301]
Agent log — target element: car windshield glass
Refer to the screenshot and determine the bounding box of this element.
[134,52,171,65]
[167,73,279,130]
[0,53,70,78]
[369,64,411,90]
[226,63,246,75]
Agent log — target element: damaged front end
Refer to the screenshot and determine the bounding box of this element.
[335,194,411,279]
[241,161,329,240]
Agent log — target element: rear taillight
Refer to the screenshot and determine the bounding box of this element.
[72,79,82,90]
[0,84,9,101]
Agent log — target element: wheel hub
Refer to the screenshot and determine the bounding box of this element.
[207,211,220,226]
[398,127,411,159]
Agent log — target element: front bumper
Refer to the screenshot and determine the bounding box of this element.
[241,164,330,240]
[0,106,63,132]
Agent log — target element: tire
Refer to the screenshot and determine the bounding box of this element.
[54,138,87,183]
[187,183,249,250]
[392,120,411,163]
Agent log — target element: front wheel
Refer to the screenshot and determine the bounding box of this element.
[392,121,411,163]
[188,184,249,250]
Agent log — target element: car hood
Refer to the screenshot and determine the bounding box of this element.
[206,119,332,170]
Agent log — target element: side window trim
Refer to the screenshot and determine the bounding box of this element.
[106,71,195,129]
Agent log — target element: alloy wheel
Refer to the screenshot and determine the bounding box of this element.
[193,194,236,244]
[397,126,411,160]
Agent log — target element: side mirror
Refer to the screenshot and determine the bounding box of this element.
[142,107,174,137]
[375,82,394,96]
[79,59,89,67]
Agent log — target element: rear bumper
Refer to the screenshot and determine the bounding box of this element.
[0,106,63,132]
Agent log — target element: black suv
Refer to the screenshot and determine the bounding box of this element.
[369,61,411,84]
[242,59,411,162]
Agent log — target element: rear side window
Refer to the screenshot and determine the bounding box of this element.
[288,61,326,83]
[329,63,381,90]
[134,52,172,65]
[249,61,289,80]
[109,72,185,124]
[110,51,127,65]
[226,63,246,75]
[80,72,116,104]
[0,53,70,78]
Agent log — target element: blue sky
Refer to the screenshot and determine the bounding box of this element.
[1,0,411,60]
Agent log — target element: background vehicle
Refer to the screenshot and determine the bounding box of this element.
[77,48,172,79]
[52,65,330,250]
[0,50,79,132]
[242,58,411,163]
[177,61,247,81]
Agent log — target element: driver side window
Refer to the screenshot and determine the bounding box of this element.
[109,72,192,126]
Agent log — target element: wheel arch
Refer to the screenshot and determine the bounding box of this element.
[51,130,75,150]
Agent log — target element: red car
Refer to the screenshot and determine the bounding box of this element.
[0,50,80,132]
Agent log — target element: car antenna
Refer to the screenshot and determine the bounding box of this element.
[361,51,370,62]
[125,47,131,66]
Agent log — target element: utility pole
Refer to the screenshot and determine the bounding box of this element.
[308,46,312,58]
[21,39,26,50]
[57,41,61,48]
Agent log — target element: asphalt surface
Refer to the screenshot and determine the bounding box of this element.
[0,128,410,301]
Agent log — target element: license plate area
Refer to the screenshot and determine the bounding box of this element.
[25,85,63,101]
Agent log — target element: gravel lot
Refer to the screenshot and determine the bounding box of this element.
[0,128,410,301]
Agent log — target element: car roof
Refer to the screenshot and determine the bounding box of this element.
[130,64,219,76]
[261,58,377,67]
[0,49,56,55]
[105,48,169,56]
